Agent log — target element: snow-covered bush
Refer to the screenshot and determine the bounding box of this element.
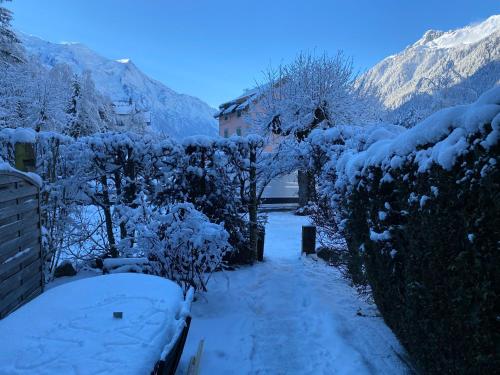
[329,87,500,373]
[299,124,403,286]
[137,203,231,293]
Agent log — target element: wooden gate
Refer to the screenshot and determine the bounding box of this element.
[0,170,43,318]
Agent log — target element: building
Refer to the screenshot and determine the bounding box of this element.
[215,89,258,138]
[215,89,299,206]
[113,99,152,129]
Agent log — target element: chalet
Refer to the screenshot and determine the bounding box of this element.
[113,99,152,128]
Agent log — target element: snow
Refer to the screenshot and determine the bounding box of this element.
[1,248,33,264]
[370,229,392,242]
[0,127,37,143]
[357,15,500,116]
[0,274,190,375]
[0,153,42,188]
[426,15,500,49]
[337,86,500,187]
[19,33,218,139]
[177,211,408,374]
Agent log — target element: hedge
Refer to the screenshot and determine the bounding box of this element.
[336,89,500,373]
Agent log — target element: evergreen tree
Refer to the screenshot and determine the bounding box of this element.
[0,0,22,65]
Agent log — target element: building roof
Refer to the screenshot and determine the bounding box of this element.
[214,89,260,119]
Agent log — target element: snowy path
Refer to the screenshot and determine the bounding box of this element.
[178,211,408,375]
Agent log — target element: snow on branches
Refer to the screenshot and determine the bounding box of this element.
[138,202,231,294]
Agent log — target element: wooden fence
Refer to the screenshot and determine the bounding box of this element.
[0,170,43,319]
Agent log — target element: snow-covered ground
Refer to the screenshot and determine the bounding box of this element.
[178,211,409,375]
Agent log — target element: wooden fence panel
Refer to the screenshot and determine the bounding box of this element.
[0,170,43,319]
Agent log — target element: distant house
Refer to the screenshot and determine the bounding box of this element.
[113,99,151,129]
[214,89,258,138]
[215,89,299,205]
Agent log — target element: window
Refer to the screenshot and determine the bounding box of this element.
[224,115,229,121]
[237,110,242,117]
[224,129,229,138]
[236,128,242,136]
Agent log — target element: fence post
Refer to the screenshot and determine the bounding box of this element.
[302,225,316,255]
[15,142,36,172]
[256,225,265,261]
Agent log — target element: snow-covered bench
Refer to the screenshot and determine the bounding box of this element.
[0,273,193,375]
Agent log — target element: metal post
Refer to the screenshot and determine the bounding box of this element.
[302,225,316,255]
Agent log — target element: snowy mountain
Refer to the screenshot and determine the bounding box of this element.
[358,15,500,123]
[19,34,218,139]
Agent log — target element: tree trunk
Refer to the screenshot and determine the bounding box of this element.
[100,175,118,258]
[113,170,127,240]
[298,169,310,207]
[298,169,316,207]
[248,146,258,262]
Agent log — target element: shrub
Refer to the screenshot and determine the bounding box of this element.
[334,88,500,373]
[137,203,232,294]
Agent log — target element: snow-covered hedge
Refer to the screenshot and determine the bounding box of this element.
[326,87,500,373]
[0,130,272,289]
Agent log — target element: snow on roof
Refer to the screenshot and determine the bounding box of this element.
[222,104,238,115]
[215,88,263,118]
[337,86,500,187]
[0,273,191,375]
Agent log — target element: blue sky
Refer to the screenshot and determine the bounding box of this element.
[7,0,499,108]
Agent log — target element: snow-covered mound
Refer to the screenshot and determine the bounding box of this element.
[19,34,218,139]
[358,15,500,118]
[0,273,192,375]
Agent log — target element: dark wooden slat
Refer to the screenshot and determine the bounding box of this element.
[0,200,38,221]
[0,232,40,263]
[0,172,42,319]
[0,175,23,185]
[0,207,39,228]
[0,273,42,318]
[0,216,39,241]
[0,185,38,203]
[0,254,42,298]
[0,194,37,210]
[0,257,41,295]
[0,286,42,319]
[0,244,40,281]
[0,171,40,187]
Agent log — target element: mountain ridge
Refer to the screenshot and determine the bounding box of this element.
[358,15,500,124]
[19,33,218,139]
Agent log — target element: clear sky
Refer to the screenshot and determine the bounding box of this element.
[6,0,499,108]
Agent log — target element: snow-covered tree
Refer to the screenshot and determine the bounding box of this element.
[65,71,109,138]
[251,51,372,206]
[0,0,22,65]
[253,51,363,141]
[138,202,232,293]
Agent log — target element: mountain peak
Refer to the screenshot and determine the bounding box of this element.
[359,14,500,120]
[116,58,131,64]
[419,30,445,45]
[415,14,500,49]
